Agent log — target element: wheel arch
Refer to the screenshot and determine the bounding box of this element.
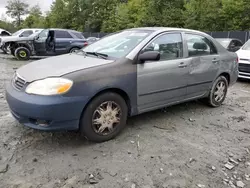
[80,88,132,125]
[69,46,80,53]
[11,42,32,52]
[219,72,230,85]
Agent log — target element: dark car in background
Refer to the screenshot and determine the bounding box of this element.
[216,38,243,52]
[8,28,87,60]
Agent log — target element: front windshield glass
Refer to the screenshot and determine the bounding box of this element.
[82,30,152,58]
[12,29,23,36]
[216,39,230,48]
[242,40,250,50]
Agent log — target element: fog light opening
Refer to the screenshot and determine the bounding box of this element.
[29,119,51,127]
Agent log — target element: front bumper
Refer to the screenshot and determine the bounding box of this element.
[5,82,89,131]
[238,62,250,79]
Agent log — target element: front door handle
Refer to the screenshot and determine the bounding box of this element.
[178,62,187,68]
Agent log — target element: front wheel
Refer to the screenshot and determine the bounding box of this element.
[80,92,128,142]
[207,76,228,107]
[14,47,31,61]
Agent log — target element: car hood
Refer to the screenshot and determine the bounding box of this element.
[17,54,114,82]
[236,49,250,59]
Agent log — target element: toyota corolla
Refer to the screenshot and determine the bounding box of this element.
[6,27,238,142]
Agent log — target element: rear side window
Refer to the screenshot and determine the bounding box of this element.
[72,32,85,39]
[21,30,33,37]
[55,30,73,38]
[143,33,183,61]
[235,40,243,47]
[186,34,217,57]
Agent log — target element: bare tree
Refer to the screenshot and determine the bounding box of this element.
[5,0,29,27]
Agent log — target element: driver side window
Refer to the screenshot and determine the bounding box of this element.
[143,33,183,61]
[38,30,49,39]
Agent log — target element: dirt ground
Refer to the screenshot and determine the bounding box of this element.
[0,53,250,188]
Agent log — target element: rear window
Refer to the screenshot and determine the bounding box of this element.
[55,30,73,38]
[72,32,85,39]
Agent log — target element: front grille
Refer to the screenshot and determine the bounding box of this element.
[12,73,26,90]
[240,58,250,62]
[239,63,250,73]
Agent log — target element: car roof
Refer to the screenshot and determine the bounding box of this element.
[126,27,207,34]
[21,28,43,31]
[216,38,241,41]
[49,28,81,33]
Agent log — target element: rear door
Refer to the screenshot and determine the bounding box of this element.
[137,32,190,113]
[185,33,220,98]
[55,30,74,54]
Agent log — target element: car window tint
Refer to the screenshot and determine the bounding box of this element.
[72,32,84,39]
[38,29,49,38]
[1,31,9,36]
[55,31,73,38]
[229,40,236,48]
[235,40,242,47]
[186,34,217,57]
[143,33,183,61]
[21,30,33,37]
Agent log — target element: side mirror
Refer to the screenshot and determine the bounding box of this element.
[138,51,160,63]
[19,34,23,37]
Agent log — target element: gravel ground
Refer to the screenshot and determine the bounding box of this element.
[0,53,250,188]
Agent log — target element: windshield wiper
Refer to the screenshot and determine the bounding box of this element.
[85,51,108,59]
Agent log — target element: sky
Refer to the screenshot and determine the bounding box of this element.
[0,0,53,20]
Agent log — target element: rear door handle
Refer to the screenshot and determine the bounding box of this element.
[212,59,219,63]
[178,62,187,68]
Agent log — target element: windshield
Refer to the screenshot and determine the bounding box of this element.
[82,30,152,58]
[216,39,230,48]
[12,29,23,36]
[242,40,250,50]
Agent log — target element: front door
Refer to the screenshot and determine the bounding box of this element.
[137,32,190,113]
[185,33,220,98]
[33,29,49,56]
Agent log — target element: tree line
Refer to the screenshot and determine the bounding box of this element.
[1,0,250,33]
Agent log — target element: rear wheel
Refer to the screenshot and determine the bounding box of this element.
[15,47,31,61]
[69,47,80,53]
[207,76,228,107]
[80,92,128,142]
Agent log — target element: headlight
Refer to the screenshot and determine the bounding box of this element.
[25,78,73,95]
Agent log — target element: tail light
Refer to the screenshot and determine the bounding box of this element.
[84,41,88,46]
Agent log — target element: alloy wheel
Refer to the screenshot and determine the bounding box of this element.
[214,81,226,102]
[92,101,122,136]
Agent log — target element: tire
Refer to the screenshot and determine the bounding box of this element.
[69,47,80,53]
[14,47,31,61]
[207,76,228,107]
[10,49,15,56]
[1,47,7,54]
[80,92,128,142]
